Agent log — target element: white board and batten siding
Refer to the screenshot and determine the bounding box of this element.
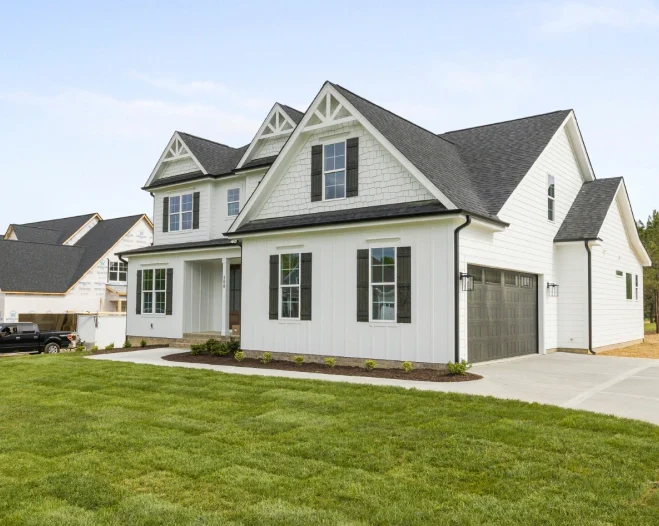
[591,196,644,348]
[459,126,587,356]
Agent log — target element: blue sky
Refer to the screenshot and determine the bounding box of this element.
[1,0,658,228]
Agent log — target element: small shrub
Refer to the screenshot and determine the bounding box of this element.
[293,355,305,366]
[90,345,99,352]
[402,361,413,373]
[123,339,132,349]
[206,339,229,356]
[190,344,205,356]
[234,351,245,362]
[105,343,115,351]
[140,339,147,348]
[324,357,336,368]
[364,359,377,371]
[75,343,85,352]
[261,351,273,364]
[227,338,241,354]
[447,360,472,375]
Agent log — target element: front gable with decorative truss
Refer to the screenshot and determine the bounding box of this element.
[145,133,206,188]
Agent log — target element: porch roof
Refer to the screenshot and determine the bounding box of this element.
[118,238,235,257]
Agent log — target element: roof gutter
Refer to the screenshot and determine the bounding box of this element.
[585,240,594,354]
[454,215,471,363]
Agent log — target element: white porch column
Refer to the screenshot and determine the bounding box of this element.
[221,257,230,336]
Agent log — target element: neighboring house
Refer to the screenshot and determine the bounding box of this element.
[0,213,153,325]
[120,81,650,364]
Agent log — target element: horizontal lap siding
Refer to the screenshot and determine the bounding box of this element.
[153,183,211,245]
[556,244,588,349]
[459,127,585,357]
[592,198,644,347]
[240,221,455,364]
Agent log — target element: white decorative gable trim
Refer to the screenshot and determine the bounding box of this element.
[236,104,299,169]
[144,132,206,188]
[228,82,456,233]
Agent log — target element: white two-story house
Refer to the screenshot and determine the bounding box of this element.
[121,81,650,364]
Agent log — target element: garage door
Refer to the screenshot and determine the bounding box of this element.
[467,265,538,363]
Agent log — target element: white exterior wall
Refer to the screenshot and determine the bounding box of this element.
[210,177,247,239]
[159,157,200,179]
[241,219,457,364]
[153,182,212,245]
[255,122,434,220]
[556,243,588,349]
[591,198,644,348]
[77,314,126,348]
[251,135,288,160]
[0,218,153,322]
[459,126,585,357]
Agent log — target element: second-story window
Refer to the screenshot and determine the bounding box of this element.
[170,194,193,231]
[108,261,127,283]
[548,175,555,221]
[227,188,240,216]
[324,141,346,200]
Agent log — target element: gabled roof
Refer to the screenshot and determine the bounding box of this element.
[0,214,149,293]
[7,213,98,244]
[278,104,304,124]
[554,178,622,242]
[176,132,248,175]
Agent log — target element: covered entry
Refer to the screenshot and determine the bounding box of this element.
[467,265,538,363]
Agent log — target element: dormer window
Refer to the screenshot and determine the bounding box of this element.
[548,175,555,221]
[170,194,193,231]
[324,142,346,200]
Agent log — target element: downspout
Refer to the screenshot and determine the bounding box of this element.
[585,240,594,354]
[454,215,471,363]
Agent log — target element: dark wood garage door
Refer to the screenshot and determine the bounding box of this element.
[467,265,538,363]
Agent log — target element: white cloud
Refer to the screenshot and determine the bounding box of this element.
[530,0,659,33]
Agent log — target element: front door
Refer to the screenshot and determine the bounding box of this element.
[229,265,241,334]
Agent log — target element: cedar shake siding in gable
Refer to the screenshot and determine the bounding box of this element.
[255,121,434,220]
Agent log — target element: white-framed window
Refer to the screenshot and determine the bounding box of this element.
[227,188,240,216]
[142,269,167,314]
[323,141,346,200]
[635,274,639,300]
[548,174,555,221]
[279,253,300,319]
[626,272,633,300]
[108,261,127,283]
[370,247,396,321]
[170,194,193,231]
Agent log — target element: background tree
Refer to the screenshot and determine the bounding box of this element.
[638,211,659,333]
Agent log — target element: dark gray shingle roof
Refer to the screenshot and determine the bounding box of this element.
[11,213,97,244]
[119,237,234,256]
[0,215,146,293]
[554,178,622,242]
[240,155,278,170]
[279,104,304,124]
[177,132,248,175]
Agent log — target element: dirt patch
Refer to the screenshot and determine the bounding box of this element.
[600,333,659,359]
[162,352,482,382]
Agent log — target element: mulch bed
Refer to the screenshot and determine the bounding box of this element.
[90,344,169,355]
[162,352,482,382]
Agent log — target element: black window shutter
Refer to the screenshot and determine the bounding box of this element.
[193,192,200,229]
[346,137,359,197]
[269,255,279,319]
[166,268,173,315]
[301,253,312,321]
[397,247,412,323]
[162,197,169,233]
[136,270,142,315]
[357,249,369,322]
[311,144,323,202]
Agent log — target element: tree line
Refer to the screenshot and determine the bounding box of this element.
[638,211,659,333]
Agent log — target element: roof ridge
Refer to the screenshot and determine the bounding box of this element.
[440,109,572,136]
[97,213,146,222]
[20,212,98,226]
[11,224,62,233]
[176,131,240,151]
[278,103,303,115]
[0,238,84,250]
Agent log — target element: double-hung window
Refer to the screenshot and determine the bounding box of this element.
[548,175,555,221]
[108,261,127,283]
[626,273,633,300]
[324,141,346,200]
[227,188,240,216]
[371,247,396,321]
[280,253,300,319]
[142,269,167,314]
[170,194,193,231]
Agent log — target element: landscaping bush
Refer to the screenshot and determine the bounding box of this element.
[447,360,472,375]
[90,345,99,352]
[234,351,245,362]
[105,343,115,351]
[293,355,305,366]
[123,339,132,349]
[75,342,86,352]
[364,359,377,371]
[261,352,272,364]
[206,339,229,356]
[402,361,413,373]
[140,339,147,348]
[227,338,240,354]
[190,344,205,356]
[324,357,336,368]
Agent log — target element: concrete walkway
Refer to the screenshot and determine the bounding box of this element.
[87,349,659,425]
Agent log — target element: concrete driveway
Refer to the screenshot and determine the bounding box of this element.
[88,349,659,425]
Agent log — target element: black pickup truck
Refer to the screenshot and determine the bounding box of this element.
[0,322,76,354]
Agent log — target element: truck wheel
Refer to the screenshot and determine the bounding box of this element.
[44,342,60,354]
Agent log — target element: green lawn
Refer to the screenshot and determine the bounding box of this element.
[646,320,657,333]
[1,355,658,525]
